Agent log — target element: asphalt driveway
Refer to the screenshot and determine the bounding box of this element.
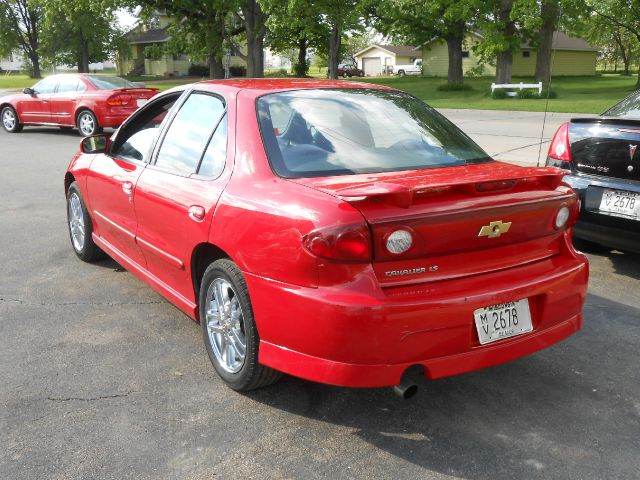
[1,122,639,480]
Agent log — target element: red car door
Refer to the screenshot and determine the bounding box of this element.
[86,93,181,268]
[134,91,230,303]
[49,76,83,126]
[17,76,57,123]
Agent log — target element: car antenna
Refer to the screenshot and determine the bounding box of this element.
[537,10,562,167]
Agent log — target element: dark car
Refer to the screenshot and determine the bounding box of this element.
[546,91,640,253]
[337,63,364,78]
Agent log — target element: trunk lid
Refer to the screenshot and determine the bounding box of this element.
[569,118,640,181]
[293,162,575,286]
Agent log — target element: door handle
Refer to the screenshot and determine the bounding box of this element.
[188,205,206,222]
[122,181,133,195]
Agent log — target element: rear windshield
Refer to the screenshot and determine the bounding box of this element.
[603,90,640,118]
[257,89,492,178]
[86,75,136,90]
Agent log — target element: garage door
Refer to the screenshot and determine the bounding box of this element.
[362,57,381,77]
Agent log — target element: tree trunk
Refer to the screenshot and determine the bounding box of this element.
[328,23,341,79]
[29,53,41,79]
[295,37,308,77]
[241,0,266,78]
[77,31,90,73]
[445,21,465,86]
[535,0,559,84]
[636,63,640,88]
[208,54,224,79]
[495,0,515,84]
[613,31,630,75]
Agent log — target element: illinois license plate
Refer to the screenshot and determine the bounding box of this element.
[136,98,148,107]
[474,299,533,345]
[599,189,640,219]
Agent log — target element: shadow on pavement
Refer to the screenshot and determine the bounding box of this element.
[245,293,640,480]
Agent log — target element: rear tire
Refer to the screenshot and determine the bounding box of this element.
[200,259,282,391]
[76,110,102,137]
[1,106,23,133]
[397,70,405,77]
[66,182,105,262]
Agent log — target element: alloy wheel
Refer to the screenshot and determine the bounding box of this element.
[68,192,85,252]
[205,278,247,373]
[78,112,95,136]
[2,109,16,130]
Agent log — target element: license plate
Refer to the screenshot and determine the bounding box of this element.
[136,98,148,107]
[599,189,640,219]
[474,299,533,345]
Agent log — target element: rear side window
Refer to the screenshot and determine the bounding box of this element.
[56,76,80,93]
[603,90,640,118]
[155,93,225,175]
[86,75,136,90]
[198,114,227,178]
[257,89,491,178]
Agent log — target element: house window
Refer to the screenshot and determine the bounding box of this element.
[409,57,416,63]
[523,51,531,58]
[461,51,470,58]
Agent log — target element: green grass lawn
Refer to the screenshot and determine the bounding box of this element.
[357,75,638,114]
[2,71,637,114]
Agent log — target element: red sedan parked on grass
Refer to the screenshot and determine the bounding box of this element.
[1,74,158,136]
[65,79,588,395]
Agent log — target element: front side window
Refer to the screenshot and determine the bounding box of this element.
[154,93,225,175]
[32,77,57,94]
[257,89,491,178]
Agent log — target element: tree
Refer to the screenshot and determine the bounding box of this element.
[534,0,560,83]
[41,0,123,73]
[475,0,521,84]
[315,0,367,79]
[585,0,640,85]
[0,0,43,77]
[236,0,268,77]
[373,0,482,86]
[139,1,235,79]
[263,0,326,77]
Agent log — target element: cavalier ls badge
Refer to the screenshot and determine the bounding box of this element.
[478,220,512,238]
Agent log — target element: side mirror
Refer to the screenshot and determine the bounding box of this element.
[23,87,34,95]
[81,134,109,154]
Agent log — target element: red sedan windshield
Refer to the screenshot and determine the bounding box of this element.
[257,89,492,178]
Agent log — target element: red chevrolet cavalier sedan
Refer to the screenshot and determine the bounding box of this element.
[64,79,588,393]
[1,74,158,136]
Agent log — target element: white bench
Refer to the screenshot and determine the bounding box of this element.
[491,82,542,97]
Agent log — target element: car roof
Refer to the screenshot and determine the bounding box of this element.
[191,78,394,95]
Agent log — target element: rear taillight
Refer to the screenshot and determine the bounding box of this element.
[547,122,572,167]
[107,94,133,106]
[303,225,371,262]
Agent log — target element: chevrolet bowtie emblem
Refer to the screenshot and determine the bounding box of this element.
[478,220,512,238]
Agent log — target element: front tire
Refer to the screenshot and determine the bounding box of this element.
[66,182,105,262]
[200,259,281,391]
[76,110,102,137]
[1,106,23,133]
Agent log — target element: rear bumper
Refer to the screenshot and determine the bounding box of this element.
[247,236,588,387]
[562,172,640,253]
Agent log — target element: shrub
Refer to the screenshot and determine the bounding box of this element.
[437,83,473,91]
[516,89,538,99]
[188,64,209,77]
[229,65,247,77]
[491,89,509,99]
[540,87,558,99]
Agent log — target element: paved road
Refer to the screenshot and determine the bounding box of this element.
[1,126,639,480]
[439,109,594,167]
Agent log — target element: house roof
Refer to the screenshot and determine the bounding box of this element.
[128,27,170,45]
[522,32,597,51]
[354,44,419,58]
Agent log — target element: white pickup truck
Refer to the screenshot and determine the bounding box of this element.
[393,59,422,76]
